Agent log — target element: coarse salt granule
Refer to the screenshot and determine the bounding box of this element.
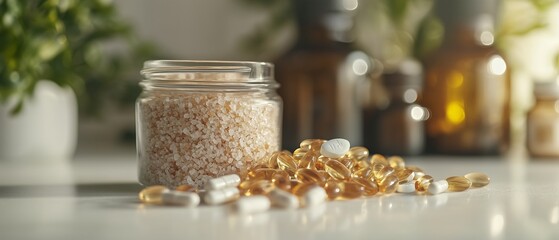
[138,92,280,188]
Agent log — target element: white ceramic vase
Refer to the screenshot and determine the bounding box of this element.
[0,81,78,162]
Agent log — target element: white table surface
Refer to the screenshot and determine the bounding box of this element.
[1,149,559,240]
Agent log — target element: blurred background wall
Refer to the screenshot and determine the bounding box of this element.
[3,0,558,157]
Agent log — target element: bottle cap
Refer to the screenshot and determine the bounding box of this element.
[534,77,559,99]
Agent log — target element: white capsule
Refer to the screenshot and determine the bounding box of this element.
[397,181,416,193]
[405,171,415,182]
[236,196,271,213]
[320,138,351,158]
[428,180,448,195]
[268,188,299,209]
[205,174,241,190]
[162,190,200,207]
[204,187,240,205]
[300,186,327,207]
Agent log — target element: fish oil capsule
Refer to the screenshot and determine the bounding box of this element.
[291,182,320,197]
[266,152,281,168]
[277,152,298,175]
[268,188,299,209]
[397,180,416,193]
[204,187,240,205]
[161,190,200,207]
[320,138,351,158]
[139,185,169,204]
[324,180,342,200]
[290,179,300,189]
[175,184,196,192]
[317,156,334,169]
[248,168,277,181]
[236,196,271,213]
[464,172,490,188]
[298,151,319,169]
[238,181,252,196]
[300,139,326,151]
[340,181,365,199]
[370,154,389,166]
[205,174,241,190]
[378,175,399,194]
[352,167,373,180]
[353,160,370,171]
[317,170,330,181]
[339,156,356,170]
[373,164,395,181]
[415,175,433,192]
[428,180,448,195]
[388,156,405,169]
[295,168,326,184]
[301,185,327,207]
[293,148,308,161]
[324,159,352,180]
[352,177,378,196]
[446,176,472,192]
[395,169,415,182]
[246,180,275,196]
[345,146,369,161]
[272,171,291,191]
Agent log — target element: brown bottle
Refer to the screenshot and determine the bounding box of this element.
[364,59,426,156]
[422,0,510,155]
[275,0,372,150]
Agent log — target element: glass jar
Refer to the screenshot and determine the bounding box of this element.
[136,60,282,188]
[527,80,559,158]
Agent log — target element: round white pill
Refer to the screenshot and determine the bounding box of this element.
[320,138,351,158]
[301,186,327,207]
[236,196,271,213]
[428,180,448,195]
[204,187,240,205]
[397,181,416,193]
[205,174,241,190]
[162,191,200,207]
[268,188,299,209]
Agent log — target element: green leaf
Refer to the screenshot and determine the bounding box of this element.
[413,15,443,60]
[37,36,67,60]
[383,0,409,26]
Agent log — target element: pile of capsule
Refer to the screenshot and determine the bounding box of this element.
[138,138,491,213]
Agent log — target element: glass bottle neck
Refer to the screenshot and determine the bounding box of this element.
[435,0,499,48]
[292,0,356,47]
[441,25,495,48]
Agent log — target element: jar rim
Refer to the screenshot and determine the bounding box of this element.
[142,60,273,79]
[140,60,278,89]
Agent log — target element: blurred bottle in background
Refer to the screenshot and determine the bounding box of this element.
[527,79,559,158]
[275,0,372,150]
[363,59,427,156]
[422,0,511,155]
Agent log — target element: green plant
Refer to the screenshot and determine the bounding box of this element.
[0,0,155,115]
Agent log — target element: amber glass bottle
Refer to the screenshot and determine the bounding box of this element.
[422,0,510,155]
[275,0,371,150]
[363,59,426,156]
